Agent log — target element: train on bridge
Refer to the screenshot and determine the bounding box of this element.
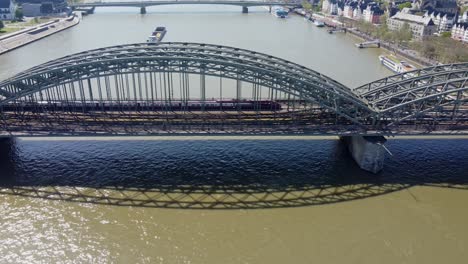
[0,100,283,112]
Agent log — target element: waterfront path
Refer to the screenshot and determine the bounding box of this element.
[295,10,438,67]
[345,28,438,66]
[0,16,80,55]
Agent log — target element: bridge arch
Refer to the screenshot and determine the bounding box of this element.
[1,43,466,136]
[0,42,376,126]
[355,63,468,129]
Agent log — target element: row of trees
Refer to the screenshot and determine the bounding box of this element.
[298,1,468,63]
[411,36,468,63]
[351,15,412,46]
[301,0,322,13]
[0,8,22,31]
[351,17,468,63]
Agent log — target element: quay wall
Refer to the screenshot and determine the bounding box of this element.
[0,16,80,55]
[293,10,434,67]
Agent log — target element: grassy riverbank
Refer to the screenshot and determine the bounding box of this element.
[343,16,468,64]
[345,29,426,68]
[0,18,55,37]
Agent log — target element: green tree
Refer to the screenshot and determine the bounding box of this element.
[379,13,388,25]
[395,22,412,45]
[317,0,324,12]
[440,32,451,38]
[302,1,313,11]
[15,9,23,20]
[376,14,389,39]
[411,36,468,63]
[397,2,412,11]
[0,20,4,30]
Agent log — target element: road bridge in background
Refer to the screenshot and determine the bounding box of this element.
[70,0,301,14]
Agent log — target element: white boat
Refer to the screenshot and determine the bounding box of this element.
[313,20,325,27]
[378,55,417,73]
[271,6,288,18]
[147,26,167,44]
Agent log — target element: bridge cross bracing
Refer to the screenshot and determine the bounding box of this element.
[0,43,466,137]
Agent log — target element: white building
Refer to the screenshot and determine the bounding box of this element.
[343,4,354,18]
[459,11,468,24]
[451,23,468,43]
[424,11,455,32]
[387,11,437,40]
[353,6,363,20]
[362,4,383,24]
[0,0,15,20]
[322,0,331,13]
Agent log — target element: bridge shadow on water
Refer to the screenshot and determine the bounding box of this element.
[0,138,466,209]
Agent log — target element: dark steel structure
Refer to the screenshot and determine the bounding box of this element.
[354,63,468,133]
[0,43,466,136]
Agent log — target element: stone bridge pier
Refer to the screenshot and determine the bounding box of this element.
[341,136,387,173]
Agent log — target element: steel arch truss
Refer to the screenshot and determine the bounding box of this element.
[355,63,468,132]
[0,42,376,126]
[0,43,467,135]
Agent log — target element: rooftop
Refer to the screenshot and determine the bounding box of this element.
[391,11,435,26]
[0,0,11,9]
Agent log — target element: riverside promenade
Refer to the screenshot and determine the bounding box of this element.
[0,15,80,55]
[294,10,438,67]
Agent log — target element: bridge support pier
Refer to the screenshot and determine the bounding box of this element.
[242,6,248,13]
[341,135,386,173]
[140,6,147,14]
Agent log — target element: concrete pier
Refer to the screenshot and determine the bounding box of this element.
[140,6,147,14]
[242,6,248,13]
[341,136,386,173]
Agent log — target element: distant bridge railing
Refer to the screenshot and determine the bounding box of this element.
[70,0,300,7]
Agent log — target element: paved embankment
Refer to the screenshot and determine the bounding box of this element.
[345,28,436,67]
[293,10,436,67]
[0,15,80,55]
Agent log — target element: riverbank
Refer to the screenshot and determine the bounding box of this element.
[0,18,56,37]
[293,10,436,68]
[0,15,80,55]
[345,28,435,67]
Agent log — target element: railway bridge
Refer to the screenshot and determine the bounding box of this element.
[70,0,301,14]
[0,43,466,172]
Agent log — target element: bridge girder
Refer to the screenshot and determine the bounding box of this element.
[355,63,468,129]
[0,43,466,135]
[0,42,376,126]
[70,0,301,8]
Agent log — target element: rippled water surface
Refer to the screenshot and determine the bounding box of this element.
[0,5,467,264]
[1,137,467,263]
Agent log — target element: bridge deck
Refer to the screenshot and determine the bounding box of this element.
[0,43,466,136]
[70,0,299,8]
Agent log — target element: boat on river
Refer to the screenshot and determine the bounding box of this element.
[378,54,417,73]
[271,6,288,18]
[147,26,167,44]
[313,20,325,27]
